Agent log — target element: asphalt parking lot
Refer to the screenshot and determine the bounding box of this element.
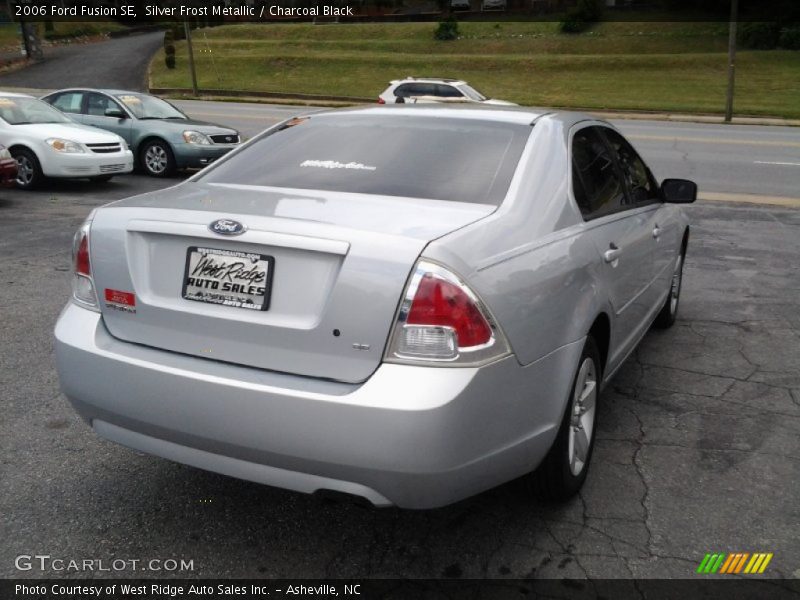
[1,153,800,581]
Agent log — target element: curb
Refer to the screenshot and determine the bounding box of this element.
[149,87,374,105]
[147,87,800,127]
[698,192,800,209]
[586,109,800,128]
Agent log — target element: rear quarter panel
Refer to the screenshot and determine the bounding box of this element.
[423,116,613,368]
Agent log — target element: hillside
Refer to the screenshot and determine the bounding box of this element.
[149,21,800,118]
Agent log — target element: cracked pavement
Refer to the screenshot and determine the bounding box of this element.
[1,175,799,581]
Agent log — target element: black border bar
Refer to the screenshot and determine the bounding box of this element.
[3,579,800,600]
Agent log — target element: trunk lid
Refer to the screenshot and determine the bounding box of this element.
[89,182,495,383]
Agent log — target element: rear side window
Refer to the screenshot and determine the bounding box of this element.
[601,128,659,205]
[571,127,625,220]
[394,84,415,98]
[200,115,531,205]
[395,84,436,98]
[50,92,83,114]
[415,83,437,96]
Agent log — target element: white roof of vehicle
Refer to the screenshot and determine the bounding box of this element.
[389,78,468,86]
[0,91,34,98]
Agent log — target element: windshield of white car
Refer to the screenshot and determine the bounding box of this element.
[114,94,186,120]
[458,85,488,102]
[0,97,72,125]
[199,115,530,205]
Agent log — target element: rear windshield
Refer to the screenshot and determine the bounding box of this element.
[199,115,531,205]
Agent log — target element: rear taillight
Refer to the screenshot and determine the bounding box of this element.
[407,275,492,347]
[75,233,90,276]
[71,219,98,310]
[377,97,386,104]
[386,261,510,366]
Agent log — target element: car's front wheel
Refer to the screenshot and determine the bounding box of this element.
[531,336,600,501]
[140,140,175,177]
[12,148,43,190]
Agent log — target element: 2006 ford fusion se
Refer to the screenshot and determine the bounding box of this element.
[55,105,696,508]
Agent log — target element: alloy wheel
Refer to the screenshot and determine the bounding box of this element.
[16,156,33,187]
[567,357,597,476]
[145,145,167,175]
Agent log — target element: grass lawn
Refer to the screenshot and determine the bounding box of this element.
[150,21,800,118]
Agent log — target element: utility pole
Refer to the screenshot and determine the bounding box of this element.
[724,0,738,123]
[184,21,198,97]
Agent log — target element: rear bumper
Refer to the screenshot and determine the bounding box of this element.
[172,143,237,169]
[54,303,582,509]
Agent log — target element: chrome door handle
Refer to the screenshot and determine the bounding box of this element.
[653,225,662,239]
[604,245,622,263]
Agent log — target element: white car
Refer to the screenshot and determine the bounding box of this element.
[0,92,133,189]
[378,78,516,106]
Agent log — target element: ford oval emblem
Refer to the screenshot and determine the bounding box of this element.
[209,218,247,236]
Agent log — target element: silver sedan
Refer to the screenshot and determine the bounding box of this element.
[54,105,695,509]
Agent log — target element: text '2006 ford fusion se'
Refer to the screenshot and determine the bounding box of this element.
[54,105,696,509]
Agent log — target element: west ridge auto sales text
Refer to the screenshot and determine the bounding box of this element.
[16,583,356,597]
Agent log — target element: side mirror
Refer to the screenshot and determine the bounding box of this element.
[105,108,126,119]
[661,178,697,204]
[395,97,405,104]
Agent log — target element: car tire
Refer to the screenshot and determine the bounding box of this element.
[653,246,686,329]
[140,140,175,177]
[12,148,43,190]
[531,336,601,501]
[89,175,114,183]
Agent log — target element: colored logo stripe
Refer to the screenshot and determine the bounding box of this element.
[697,554,712,573]
[697,552,773,574]
[726,553,748,574]
[745,553,773,574]
[719,553,736,573]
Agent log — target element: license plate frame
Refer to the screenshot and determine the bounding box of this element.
[181,246,274,312]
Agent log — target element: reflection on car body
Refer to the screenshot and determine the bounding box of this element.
[54,105,696,509]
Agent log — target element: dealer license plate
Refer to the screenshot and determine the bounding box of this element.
[182,246,274,311]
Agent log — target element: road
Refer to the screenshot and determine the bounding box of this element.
[0,32,163,91]
[172,99,800,202]
[0,157,799,580]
